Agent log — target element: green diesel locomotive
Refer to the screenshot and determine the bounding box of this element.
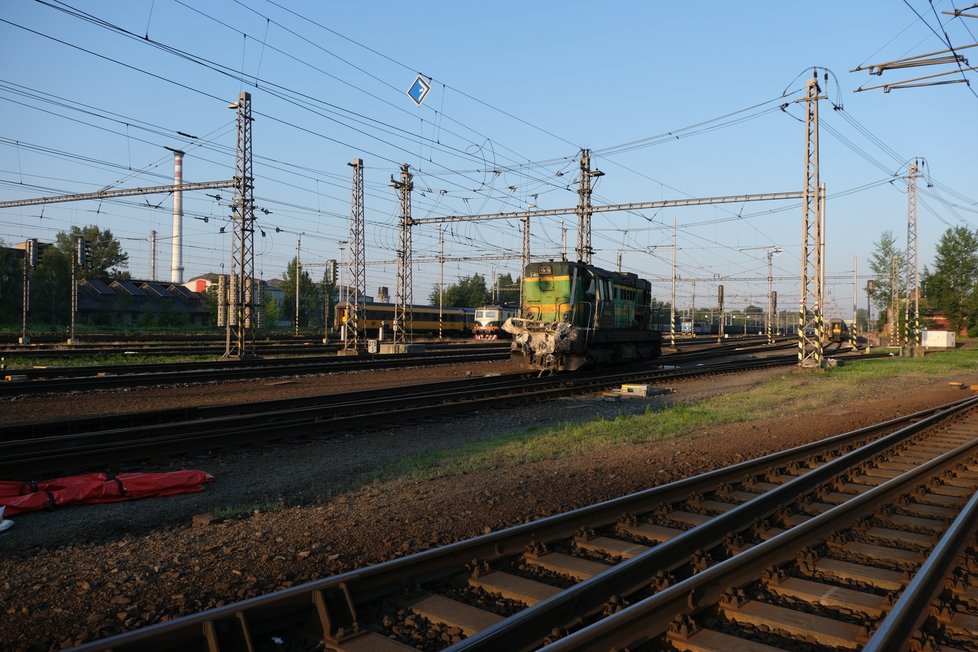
[503,261,662,371]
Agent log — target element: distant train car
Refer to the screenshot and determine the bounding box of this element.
[504,261,661,371]
[827,318,849,343]
[334,301,473,337]
[473,305,519,339]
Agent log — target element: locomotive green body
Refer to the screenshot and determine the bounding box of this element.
[504,261,661,371]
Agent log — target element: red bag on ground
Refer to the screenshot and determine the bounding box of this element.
[0,471,214,516]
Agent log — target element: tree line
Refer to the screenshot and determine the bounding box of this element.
[870,226,978,335]
[0,225,129,330]
[7,223,976,335]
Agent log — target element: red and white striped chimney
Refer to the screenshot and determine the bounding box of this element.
[170,149,185,283]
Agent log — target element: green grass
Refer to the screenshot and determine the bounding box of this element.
[373,349,978,485]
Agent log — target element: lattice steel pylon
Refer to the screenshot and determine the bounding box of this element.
[520,214,530,307]
[345,158,366,351]
[797,73,826,368]
[392,164,414,344]
[225,91,255,359]
[575,149,595,264]
[904,159,921,354]
[890,255,901,347]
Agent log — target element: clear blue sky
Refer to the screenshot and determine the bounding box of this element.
[1,1,976,318]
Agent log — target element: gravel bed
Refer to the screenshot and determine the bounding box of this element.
[0,358,974,650]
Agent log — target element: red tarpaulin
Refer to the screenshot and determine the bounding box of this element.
[0,471,214,516]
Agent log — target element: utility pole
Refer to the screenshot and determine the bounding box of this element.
[560,220,567,261]
[575,149,603,264]
[889,255,900,347]
[520,214,530,307]
[20,239,37,345]
[225,91,255,359]
[766,247,783,344]
[439,227,445,340]
[717,284,725,343]
[294,233,302,337]
[346,158,365,353]
[851,255,859,349]
[905,159,921,356]
[866,282,871,332]
[150,230,158,281]
[392,163,413,345]
[690,280,697,338]
[797,71,826,368]
[670,218,677,348]
[816,183,826,348]
[69,235,85,344]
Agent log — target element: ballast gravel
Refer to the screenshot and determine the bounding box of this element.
[0,357,974,651]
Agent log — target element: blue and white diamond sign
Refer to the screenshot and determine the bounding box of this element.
[406,75,432,107]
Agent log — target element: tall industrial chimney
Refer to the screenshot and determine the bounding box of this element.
[167,148,185,283]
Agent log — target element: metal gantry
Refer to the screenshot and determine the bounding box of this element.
[20,239,37,345]
[392,164,414,344]
[346,158,366,352]
[575,149,601,264]
[520,214,530,307]
[670,219,677,348]
[797,73,826,368]
[0,179,234,210]
[890,255,901,347]
[905,159,921,354]
[225,91,256,358]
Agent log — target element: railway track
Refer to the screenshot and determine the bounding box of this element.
[66,393,978,652]
[0,343,511,395]
[3,349,800,475]
[0,337,800,396]
[0,338,480,360]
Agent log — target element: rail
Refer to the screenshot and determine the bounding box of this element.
[64,394,978,651]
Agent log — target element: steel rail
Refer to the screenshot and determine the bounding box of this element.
[65,395,978,652]
[0,341,488,360]
[0,348,510,396]
[861,471,978,651]
[537,399,978,651]
[3,357,799,474]
[0,369,534,440]
[450,396,978,651]
[2,341,796,439]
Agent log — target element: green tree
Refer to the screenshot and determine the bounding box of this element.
[281,257,316,329]
[494,273,520,306]
[264,293,282,326]
[428,273,489,307]
[55,225,129,281]
[0,241,22,326]
[32,226,130,327]
[32,243,71,327]
[922,226,978,333]
[868,230,905,318]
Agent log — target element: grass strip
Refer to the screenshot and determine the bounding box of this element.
[374,349,978,484]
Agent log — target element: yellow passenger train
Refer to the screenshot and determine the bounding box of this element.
[334,301,475,337]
